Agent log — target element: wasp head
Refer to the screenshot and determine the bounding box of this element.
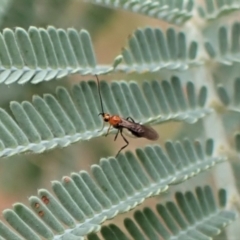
[98,113,110,122]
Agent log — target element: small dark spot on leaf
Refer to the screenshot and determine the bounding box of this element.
[41,196,49,204]
[34,203,40,208]
[63,176,71,183]
[38,211,44,217]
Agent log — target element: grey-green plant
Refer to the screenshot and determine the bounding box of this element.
[0,0,239,239]
[88,186,237,240]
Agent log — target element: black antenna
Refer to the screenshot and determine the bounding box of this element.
[95,75,104,115]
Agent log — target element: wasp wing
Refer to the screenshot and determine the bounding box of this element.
[118,119,159,141]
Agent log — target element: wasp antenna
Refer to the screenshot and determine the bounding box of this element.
[95,75,105,115]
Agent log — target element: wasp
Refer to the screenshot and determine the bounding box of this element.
[96,75,159,157]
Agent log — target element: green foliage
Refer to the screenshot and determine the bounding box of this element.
[0,0,239,239]
[217,77,240,110]
[89,186,237,240]
[0,76,210,157]
[235,133,240,153]
[0,0,12,25]
[120,27,201,73]
[86,0,194,24]
[0,141,226,239]
[205,22,240,65]
[0,27,117,84]
[198,0,240,20]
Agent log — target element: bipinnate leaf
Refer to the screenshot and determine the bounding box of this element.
[0,139,226,239]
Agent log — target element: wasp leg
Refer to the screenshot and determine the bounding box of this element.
[105,124,112,137]
[114,129,119,141]
[98,121,105,132]
[116,129,129,157]
[126,117,135,123]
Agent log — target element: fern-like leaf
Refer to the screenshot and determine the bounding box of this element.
[205,22,240,65]
[88,186,237,240]
[0,77,211,157]
[118,27,202,73]
[0,27,120,84]
[85,0,194,25]
[198,0,240,20]
[0,140,226,239]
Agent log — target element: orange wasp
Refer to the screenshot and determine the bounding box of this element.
[96,75,159,157]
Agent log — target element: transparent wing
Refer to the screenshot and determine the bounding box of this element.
[119,119,159,140]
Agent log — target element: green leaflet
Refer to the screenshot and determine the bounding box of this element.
[217,77,240,111]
